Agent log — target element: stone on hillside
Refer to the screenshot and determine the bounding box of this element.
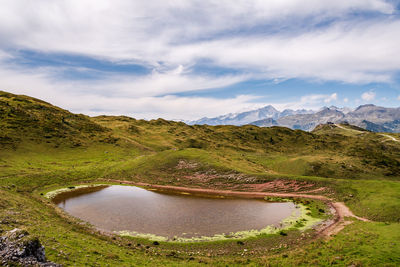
[0,228,61,266]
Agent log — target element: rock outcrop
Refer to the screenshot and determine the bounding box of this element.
[0,228,61,266]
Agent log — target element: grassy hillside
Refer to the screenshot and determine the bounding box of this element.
[0,91,114,148]
[1,91,400,266]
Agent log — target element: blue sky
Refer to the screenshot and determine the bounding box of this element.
[0,0,400,120]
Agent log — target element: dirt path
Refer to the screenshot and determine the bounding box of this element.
[380,133,400,143]
[108,180,370,238]
[334,124,399,143]
[320,202,370,237]
[334,124,364,133]
[296,187,327,194]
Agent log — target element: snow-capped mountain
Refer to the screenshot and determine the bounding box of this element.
[253,104,400,132]
[189,104,400,132]
[188,105,314,126]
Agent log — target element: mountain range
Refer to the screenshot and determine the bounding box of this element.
[189,106,313,126]
[189,104,400,133]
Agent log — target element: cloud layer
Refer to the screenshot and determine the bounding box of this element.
[0,0,399,119]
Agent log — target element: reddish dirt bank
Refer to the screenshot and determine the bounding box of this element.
[106,180,370,237]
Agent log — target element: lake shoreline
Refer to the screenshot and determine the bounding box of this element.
[43,180,369,242]
[105,179,370,239]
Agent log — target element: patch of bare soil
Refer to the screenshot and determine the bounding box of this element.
[175,160,200,170]
[175,163,322,193]
[242,180,321,193]
[180,169,257,188]
[174,161,325,193]
[318,202,370,238]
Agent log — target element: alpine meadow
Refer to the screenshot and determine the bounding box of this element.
[1,1,400,266]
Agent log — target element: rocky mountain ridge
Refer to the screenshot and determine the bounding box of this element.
[191,104,400,132]
[189,105,313,126]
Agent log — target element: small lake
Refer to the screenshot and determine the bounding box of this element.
[54,185,298,240]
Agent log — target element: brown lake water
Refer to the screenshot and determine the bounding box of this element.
[54,185,297,239]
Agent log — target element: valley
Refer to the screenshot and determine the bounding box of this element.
[1,91,400,266]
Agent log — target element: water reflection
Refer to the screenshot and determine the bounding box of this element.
[55,185,297,239]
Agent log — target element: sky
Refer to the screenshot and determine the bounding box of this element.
[0,0,400,120]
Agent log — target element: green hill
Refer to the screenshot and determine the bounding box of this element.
[2,90,399,180]
[0,91,112,148]
[0,91,400,266]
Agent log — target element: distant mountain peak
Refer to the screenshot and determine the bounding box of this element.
[259,105,278,111]
[320,105,353,114]
[250,117,278,127]
[355,104,377,111]
[189,103,400,132]
[189,105,313,126]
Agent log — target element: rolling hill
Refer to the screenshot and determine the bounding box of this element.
[0,91,400,266]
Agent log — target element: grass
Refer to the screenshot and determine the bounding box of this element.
[261,221,400,266]
[1,91,400,266]
[342,180,400,222]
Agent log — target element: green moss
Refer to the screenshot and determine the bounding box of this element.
[44,184,107,199]
[117,202,322,242]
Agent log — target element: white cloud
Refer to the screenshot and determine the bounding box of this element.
[397,95,400,101]
[101,72,248,98]
[343,98,349,103]
[361,91,376,101]
[258,93,342,111]
[0,1,393,57]
[168,19,400,83]
[0,65,258,120]
[0,0,398,84]
[78,95,263,120]
[0,0,398,119]
[0,63,347,119]
[324,93,338,103]
[0,59,248,98]
[299,93,338,105]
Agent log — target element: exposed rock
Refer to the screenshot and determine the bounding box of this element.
[190,103,400,132]
[175,160,199,170]
[274,105,400,132]
[0,228,61,266]
[358,120,392,132]
[277,107,345,131]
[189,105,313,126]
[250,117,278,127]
